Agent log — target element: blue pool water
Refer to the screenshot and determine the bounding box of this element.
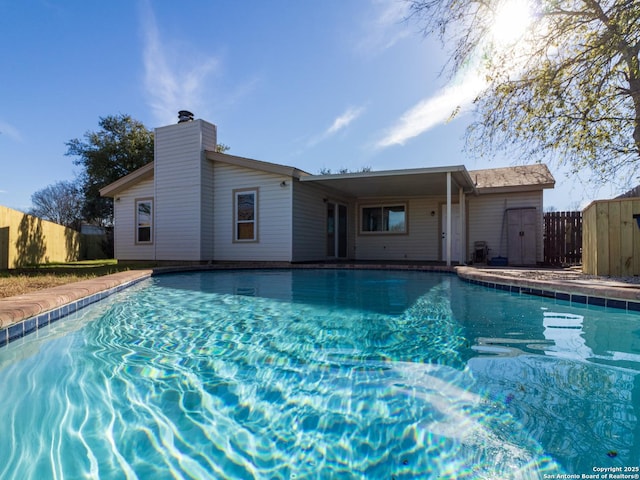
[1,269,639,479]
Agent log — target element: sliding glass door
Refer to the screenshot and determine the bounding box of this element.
[327,202,347,259]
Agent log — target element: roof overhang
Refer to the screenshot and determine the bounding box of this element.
[299,165,477,198]
[206,151,311,179]
[475,183,555,195]
[99,162,155,198]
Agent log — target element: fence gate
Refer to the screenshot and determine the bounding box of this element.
[543,211,582,265]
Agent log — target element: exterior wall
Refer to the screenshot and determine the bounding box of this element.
[200,126,217,260]
[112,178,155,260]
[0,206,82,268]
[154,120,217,261]
[354,197,441,261]
[467,191,544,263]
[291,182,355,262]
[212,162,293,261]
[583,198,640,276]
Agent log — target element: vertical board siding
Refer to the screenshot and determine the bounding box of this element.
[543,211,582,265]
[0,206,83,268]
[113,178,155,260]
[467,192,543,263]
[213,162,292,261]
[583,199,640,275]
[582,204,596,274]
[355,198,440,261]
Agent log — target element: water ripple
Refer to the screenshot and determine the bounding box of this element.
[0,271,610,478]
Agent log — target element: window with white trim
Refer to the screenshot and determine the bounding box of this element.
[136,199,153,244]
[360,204,406,233]
[234,189,258,242]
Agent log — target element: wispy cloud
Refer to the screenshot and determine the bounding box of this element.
[376,71,486,148]
[140,1,219,125]
[326,106,365,136]
[376,0,541,149]
[308,106,366,147]
[356,0,411,55]
[0,121,23,142]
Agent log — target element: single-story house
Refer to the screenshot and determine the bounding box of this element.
[100,116,555,266]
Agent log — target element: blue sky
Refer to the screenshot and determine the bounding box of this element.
[0,0,611,213]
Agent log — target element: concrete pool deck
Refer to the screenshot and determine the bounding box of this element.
[1,263,639,347]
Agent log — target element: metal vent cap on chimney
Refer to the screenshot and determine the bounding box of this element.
[178,110,194,123]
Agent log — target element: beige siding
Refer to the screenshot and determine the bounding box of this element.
[291,182,327,262]
[200,125,218,259]
[154,120,217,261]
[291,182,355,262]
[200,153,215,260]
[113,178,155,260]
[213,162,293,261]
[467,191,544,262]
[355,198,441,261]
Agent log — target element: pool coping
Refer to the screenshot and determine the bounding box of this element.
[455,266,640,312]
[1,263,639,348]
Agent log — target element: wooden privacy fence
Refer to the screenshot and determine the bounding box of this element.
[583,198,640,276]
[543,211,582,266]
[0,205,108,269]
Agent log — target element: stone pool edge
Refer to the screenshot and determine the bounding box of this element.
[0,269,154,348]
[456,266,640,312]
[1,264,639,348]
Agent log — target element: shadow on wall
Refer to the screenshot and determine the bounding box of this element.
[15,215,48,266]
[0,226,8,269]
[65,226,80,262]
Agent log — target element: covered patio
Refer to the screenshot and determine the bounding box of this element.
[300,165,478,266]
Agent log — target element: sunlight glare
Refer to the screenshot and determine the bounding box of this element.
[491,0,533,46]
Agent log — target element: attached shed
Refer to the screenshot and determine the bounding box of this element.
[582,198,640,276]
[468,165,555,266]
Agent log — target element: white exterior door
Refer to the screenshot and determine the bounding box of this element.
[441,204,461,262]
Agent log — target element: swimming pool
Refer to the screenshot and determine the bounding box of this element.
[1,269,638,478]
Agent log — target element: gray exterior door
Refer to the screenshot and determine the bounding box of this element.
[507,208,537,265]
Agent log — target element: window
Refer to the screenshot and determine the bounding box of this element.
[234,189,258,242]
[361,205,406,233]
[136,199,153,244]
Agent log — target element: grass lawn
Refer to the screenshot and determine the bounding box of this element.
[0,260,149,299]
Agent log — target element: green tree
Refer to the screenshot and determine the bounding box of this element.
[66,114,154,226]
[407,0,640,184]
[29,180,84,230]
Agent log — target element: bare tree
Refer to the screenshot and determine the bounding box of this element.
[29,180,84,230]
[407,0,640,186]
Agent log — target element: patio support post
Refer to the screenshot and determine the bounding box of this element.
[459,186,465,265]
[446,171,452,266]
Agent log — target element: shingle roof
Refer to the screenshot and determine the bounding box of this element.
[468,164,555,192]
[616,185,640,199]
